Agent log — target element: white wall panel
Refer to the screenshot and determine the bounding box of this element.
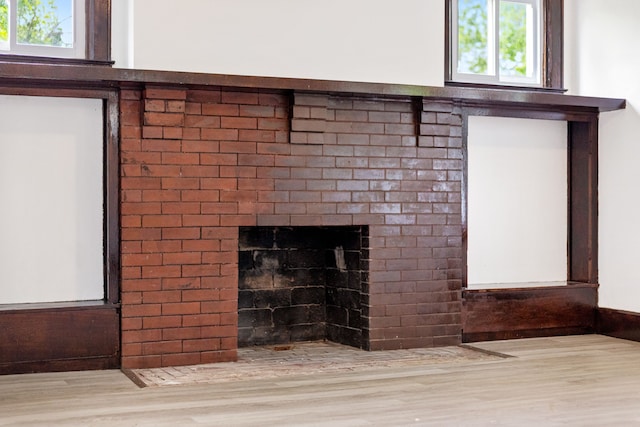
[467,116,567,287]
[0,96,104,304]
[111,0,444,86]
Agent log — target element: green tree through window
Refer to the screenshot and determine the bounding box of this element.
[455,0,538,83]
[499,1,528,77]
[0,0,70,48]
[458,0,489,74]
[0,1,8,43]
[18,0,65,47]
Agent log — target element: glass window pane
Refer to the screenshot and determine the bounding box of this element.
[17,0,73,47]
[0,0,8,45]
[499,1,531,78]
[457,0,491,75]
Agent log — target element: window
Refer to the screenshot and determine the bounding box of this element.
[0,0,111,62]
[451,0,541,86]
[0,0,85,58]
[448,0,563,89]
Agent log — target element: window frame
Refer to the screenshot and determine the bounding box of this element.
[0,0,111,64]
[446,0,564,91]
[2,0,85,59]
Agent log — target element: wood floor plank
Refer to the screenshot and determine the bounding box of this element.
[1,335,640,425]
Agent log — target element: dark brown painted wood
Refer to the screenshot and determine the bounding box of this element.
[462,284,597,342]
[0,62,626,112]
[105,91,120,304]
[444,0,453,85]
[461,109,469,288]
[544,0,564,90]
[461,103,596,122]
[597,308,640,343]
[568,119,598,284]
[0,304,120,375]
[0,54,112,66]
[86,0,112,62]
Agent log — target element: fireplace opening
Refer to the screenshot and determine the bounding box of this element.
[238,226,369,349]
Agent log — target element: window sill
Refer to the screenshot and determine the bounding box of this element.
[0,53,114,67]
[0,300,120,312]
[463,281,598,292]
[445,80,567,94]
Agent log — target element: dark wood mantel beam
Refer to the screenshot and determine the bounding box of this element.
[0,61,626,113]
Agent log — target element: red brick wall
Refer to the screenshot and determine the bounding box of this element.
[120,85,462,368]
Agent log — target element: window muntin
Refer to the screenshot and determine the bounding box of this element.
[0,0,84,58]
[452,0,541,86]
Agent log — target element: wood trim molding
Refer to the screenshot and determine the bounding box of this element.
[105,91,120,304]
[544,0,564,90]
[462,284,598,342]
[86,0,111,62]
[0,304,120,375]
[568,119,598,283]
[0,63,626,113]
[597,308,640,343]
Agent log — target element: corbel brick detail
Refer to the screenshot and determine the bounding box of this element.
[290,92,330,144]
[142,86,187,140]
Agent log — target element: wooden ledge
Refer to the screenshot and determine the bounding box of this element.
[464,281,599,292]
[0,300,118,313]
[0,61,626,113]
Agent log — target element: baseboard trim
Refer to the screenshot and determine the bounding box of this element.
[462,284,597,343]
[0,356,120,375]
[597,308,640,343]
[463,327,594,343]
[0,304,120,375]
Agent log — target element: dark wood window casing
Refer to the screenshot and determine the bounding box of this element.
[0,0,112,65]
[446,0,564,91]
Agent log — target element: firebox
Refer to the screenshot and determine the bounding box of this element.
[238,226,368,349]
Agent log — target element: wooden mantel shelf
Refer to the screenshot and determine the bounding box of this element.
[0,61,626,113]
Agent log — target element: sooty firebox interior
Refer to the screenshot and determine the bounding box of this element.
[238,226,368,349]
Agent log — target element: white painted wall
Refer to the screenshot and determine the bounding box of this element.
[0,96,104,304]
[565,0,640,312]
[109,1,640,310]
[467,116,567,287]
[110,0,444,86]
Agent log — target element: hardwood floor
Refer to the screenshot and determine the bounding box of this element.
[1,335,640,426]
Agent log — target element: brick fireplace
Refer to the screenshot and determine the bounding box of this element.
[120,86,463,369]
[238,226,367,349]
